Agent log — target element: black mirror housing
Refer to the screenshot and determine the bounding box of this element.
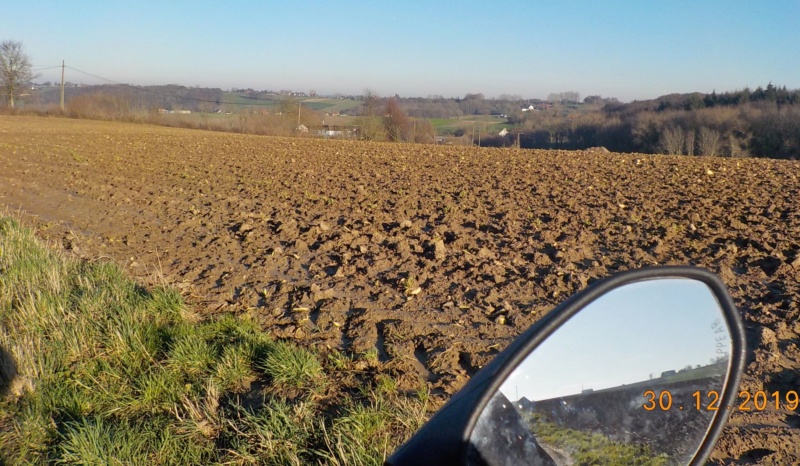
[387,266,746,466]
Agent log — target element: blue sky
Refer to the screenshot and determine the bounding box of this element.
[6,0,799,101]
[500,278,730,401]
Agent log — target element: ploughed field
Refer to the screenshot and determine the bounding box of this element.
[1,116,799,464]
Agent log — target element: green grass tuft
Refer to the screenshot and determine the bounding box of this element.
[58,418,154,464]
[258,340,324,391]
[224,400,316,465]
[0,216,429,464]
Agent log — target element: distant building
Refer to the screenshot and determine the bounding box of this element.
[311,124,360,139]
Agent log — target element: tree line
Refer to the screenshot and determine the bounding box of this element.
[22,83,226,115]
[479,86,800,160]
[351,92,547,119]
[355,91,436,143]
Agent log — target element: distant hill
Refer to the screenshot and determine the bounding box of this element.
[21,83,360,115]
[605,84,799,114]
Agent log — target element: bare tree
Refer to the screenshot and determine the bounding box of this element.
[697,127,722,156]
[660,126,685,155]
[684,129,696,156]
[547,91,580,104]
[0,41,36,109]
[384,98,410,142]
[359,89,386,141]
[413,118,435,144]
[727,133,749,157]
[565,91,580,104]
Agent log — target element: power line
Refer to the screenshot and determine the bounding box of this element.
[65,66,125,85]
[31,65,62,71]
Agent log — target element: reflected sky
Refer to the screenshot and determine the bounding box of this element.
[500,278,731,401]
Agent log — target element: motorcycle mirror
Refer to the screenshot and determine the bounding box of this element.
[387,267,746,466]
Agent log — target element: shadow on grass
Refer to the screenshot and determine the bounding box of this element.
[0,345,16,398]
[0,344,17,465]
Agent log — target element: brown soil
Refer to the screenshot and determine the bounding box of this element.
[2,116,799,464]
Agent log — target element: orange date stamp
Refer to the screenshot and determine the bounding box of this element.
[642,390,799,412]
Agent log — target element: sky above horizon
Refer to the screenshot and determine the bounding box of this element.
[6,0,799,102]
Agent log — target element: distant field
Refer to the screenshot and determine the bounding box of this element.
[299,100,334,111]
[301,98,361,113]
[221,92,283,111]
[219,93,360,114]
[430,115,510,135]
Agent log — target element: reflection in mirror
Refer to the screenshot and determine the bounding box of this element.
[467,278,732,466]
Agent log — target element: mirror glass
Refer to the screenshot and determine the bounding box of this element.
[468,278,731,466]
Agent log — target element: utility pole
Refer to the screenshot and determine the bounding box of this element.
[297,100,301,127]
[60,60,65,113]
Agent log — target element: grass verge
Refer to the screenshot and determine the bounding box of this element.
[530,413,670,466]
[0,216,428,464]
